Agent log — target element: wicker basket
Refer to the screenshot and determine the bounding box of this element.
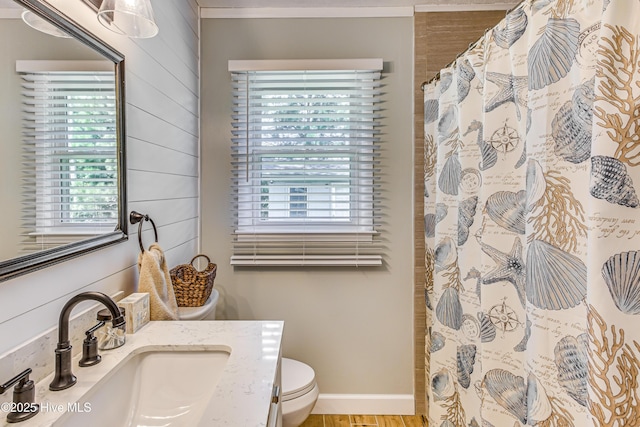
[170,254,217,307]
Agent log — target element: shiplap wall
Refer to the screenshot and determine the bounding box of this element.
[0,0,200,356]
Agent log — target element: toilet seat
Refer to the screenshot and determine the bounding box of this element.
[281,358,316,402]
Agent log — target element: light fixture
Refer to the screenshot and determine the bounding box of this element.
[21,9,71,38]
[97,0,159,39]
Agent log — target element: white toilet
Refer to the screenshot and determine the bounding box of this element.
[177,288,319,427]
[177,288,220,320]
[281,357,320,427]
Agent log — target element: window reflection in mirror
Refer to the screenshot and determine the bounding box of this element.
[0,0,126,280]
[17,61,118,254]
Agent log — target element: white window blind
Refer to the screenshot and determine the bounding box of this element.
[19,65,118,251]
[229,59,384,266]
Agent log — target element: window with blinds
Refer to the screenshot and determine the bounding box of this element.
[229,59,384,266]
[19,64,118,250]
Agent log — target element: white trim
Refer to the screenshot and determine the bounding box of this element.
[311,394,415,415]
[16,60,113,73]
[414,3,517,12]
[235,232,376,242]
[229,58,383,72]
[201,6,414,19]
[230,255,383,266]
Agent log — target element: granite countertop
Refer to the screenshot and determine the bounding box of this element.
[1,320,283,427]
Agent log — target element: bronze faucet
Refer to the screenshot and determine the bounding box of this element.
[49,292,125,391]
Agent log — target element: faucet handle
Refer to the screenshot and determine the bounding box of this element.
[0,368,40,423]
[79,321,105,367]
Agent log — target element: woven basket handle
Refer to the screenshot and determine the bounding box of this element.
[190,254,211,271]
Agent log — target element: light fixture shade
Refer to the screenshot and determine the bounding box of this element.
[21,10,71,38]
[97,0,159,39]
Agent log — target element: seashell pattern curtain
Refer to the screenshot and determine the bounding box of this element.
[424,1,640,426]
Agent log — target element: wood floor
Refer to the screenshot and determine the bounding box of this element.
[300,414,426,427]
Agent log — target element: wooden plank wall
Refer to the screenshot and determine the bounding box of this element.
[0,0,201,355]
[413,10,505,415]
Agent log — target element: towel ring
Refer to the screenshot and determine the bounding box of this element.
[129,211,158,253]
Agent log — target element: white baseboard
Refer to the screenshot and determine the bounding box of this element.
[311,394,414,415]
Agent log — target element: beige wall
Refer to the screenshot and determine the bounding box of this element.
[201,17,414,395]
[0,0,200,356]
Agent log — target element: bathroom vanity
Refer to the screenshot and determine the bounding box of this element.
[0,321,283,427]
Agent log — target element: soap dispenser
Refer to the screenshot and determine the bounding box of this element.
[96,307,126,350]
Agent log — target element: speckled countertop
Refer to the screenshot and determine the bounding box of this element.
[1,321,283,427]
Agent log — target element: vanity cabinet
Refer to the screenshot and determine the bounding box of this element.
[267,358,283,427]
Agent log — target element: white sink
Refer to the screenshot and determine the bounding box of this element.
[54,348,231,427]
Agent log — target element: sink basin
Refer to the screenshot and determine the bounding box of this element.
[54,348,231,427]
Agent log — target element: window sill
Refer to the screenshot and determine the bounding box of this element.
[29,229,115,245]
[234,230,377,241]
[230,254,382,266]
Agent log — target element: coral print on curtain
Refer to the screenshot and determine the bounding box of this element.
[424,0,640,426]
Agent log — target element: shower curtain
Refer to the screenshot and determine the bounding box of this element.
[424,1,640,426]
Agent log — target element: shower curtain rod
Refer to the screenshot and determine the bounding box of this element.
[420,0,526,91]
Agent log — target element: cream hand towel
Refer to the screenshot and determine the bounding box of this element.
[137,243,179,320]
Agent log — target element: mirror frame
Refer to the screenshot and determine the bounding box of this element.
[0,0,127,282]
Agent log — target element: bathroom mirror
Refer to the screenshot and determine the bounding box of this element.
[0,0,127,281]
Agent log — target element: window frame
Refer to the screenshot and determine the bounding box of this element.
[229,59,384,266]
